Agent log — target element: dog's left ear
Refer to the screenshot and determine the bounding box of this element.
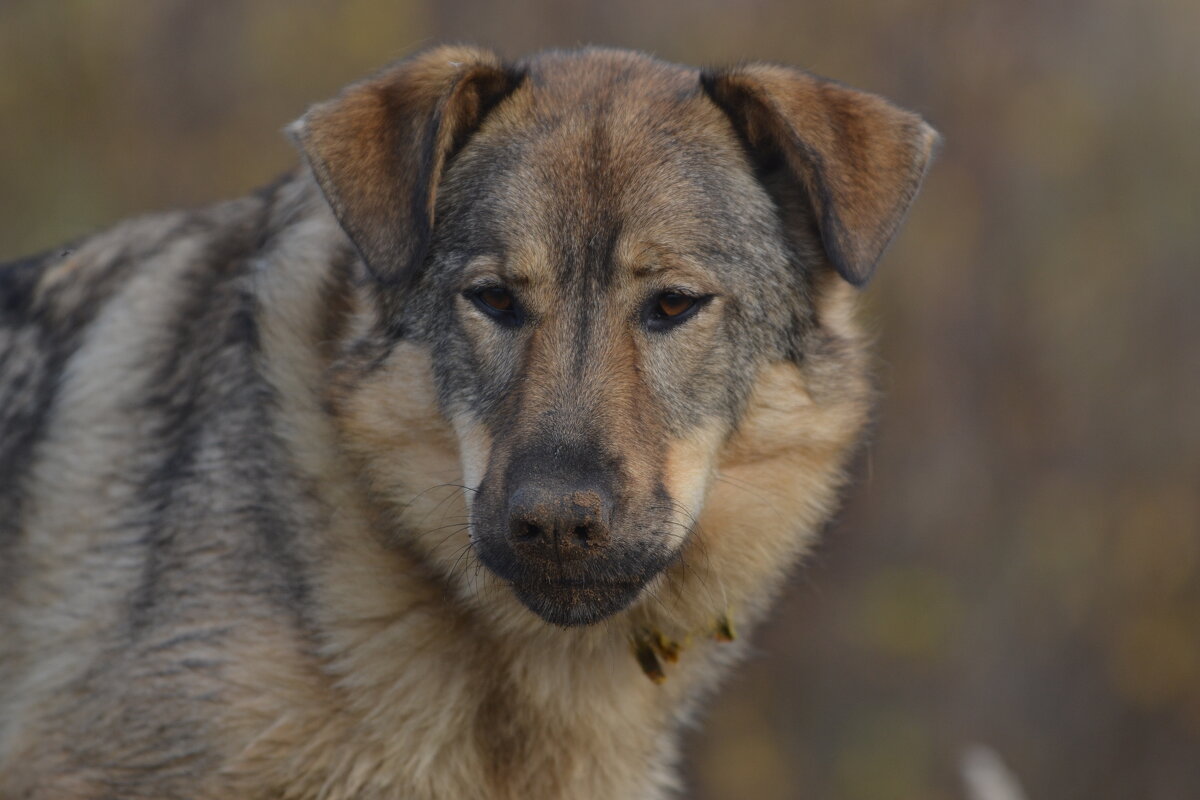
[289,45,524,285]
[702,64,939,286]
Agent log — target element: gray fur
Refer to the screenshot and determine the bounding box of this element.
[0,46,934,799]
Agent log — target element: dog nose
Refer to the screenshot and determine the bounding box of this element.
[507,483,613,562]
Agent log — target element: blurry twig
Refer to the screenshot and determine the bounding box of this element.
[961,745,1030,800]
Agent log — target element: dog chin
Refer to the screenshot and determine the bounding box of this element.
[471,528,681,626]
[510,579,647,626]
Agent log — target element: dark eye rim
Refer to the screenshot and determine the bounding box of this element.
[644,290,713,332]
[463,285,524,327]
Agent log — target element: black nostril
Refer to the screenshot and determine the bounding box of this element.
[513,520,542,540]
[505,481,613,561]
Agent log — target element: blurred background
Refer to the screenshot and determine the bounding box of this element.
[2,1,1197,797]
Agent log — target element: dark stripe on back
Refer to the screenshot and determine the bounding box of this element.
[0,241,142,584]
[122,191,316,642]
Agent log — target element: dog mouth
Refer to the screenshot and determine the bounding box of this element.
[473,539,676,627]
[507,575,651,627]
[466,467,684,626]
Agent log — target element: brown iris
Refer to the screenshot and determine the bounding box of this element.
[466,285,522,328]
[656,292,696,318]
[478,287,514,312]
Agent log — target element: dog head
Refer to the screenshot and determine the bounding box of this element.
[292,46,936,627]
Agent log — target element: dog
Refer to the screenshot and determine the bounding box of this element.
[0,45,936,799]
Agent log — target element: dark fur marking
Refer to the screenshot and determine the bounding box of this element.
[0,252,47,317]
[0,245,140,584]
[125,204,314,642]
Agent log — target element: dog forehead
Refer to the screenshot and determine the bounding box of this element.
[462,50,746,193]
[438,56,768,283]
[515,51,734,176]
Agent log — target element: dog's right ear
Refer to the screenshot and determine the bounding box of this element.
[289,46,524,285]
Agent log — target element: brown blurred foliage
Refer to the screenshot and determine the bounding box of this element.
[2,1,1197,797]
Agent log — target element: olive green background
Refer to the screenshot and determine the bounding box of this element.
[3,2,1197,797]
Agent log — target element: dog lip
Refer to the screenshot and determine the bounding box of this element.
[520,576,645,589]
[508,577,649,627]
[471,521,679,624]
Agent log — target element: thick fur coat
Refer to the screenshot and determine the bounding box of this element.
[0,46,936,799]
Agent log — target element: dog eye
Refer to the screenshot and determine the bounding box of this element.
[479,287,514,312]
[645,291,709,332]
[656,293,695,318]
[466,286,522,327]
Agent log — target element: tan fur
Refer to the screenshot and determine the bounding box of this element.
[192,214,871,800]
[214,337,868,800]
[0,46,934,799]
